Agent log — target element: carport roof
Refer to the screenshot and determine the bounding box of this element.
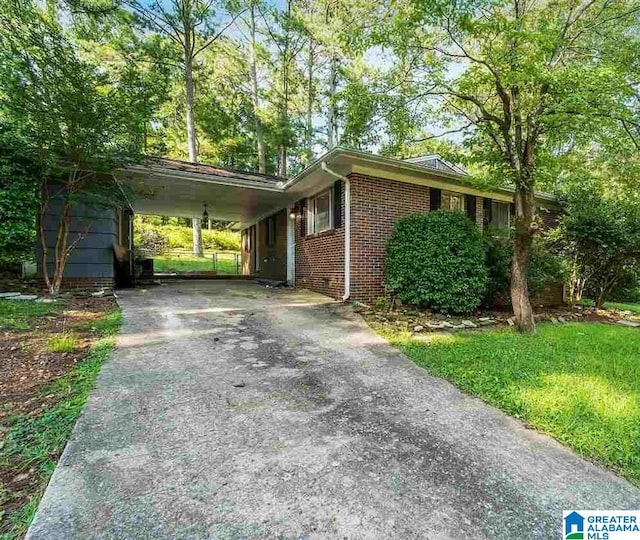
[119,147,557,229]
[139,157,286,188]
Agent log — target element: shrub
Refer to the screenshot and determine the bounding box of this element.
[386,211,487,313]
[482,234,565,307]
[133,221,241,252]
[554,189,640,307]
[136,226,168,253]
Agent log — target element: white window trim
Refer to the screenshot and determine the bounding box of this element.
[307,188,333,235]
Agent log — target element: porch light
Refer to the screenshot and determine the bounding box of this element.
[289,211,297,220]
[202,203,209,222]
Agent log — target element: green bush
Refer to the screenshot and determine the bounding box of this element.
[0,128,39,263]
[386,211,487,313]
[483,233,566,307]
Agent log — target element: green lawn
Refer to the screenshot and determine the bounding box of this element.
[375,322,640,485]
[604,301,640,315]
[578,299,640,314]
[152,251,240,274]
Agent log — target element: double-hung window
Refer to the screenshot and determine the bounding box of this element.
[441,191,465,212]
[490,201,510,229]
[307,189,332,234]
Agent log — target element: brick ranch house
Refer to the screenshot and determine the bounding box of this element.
[39,147,561,305]
[238,147,561,305]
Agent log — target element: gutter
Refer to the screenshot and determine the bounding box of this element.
[321,162,351,302]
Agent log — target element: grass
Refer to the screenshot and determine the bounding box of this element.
[0,307,122,539]
[578,298,640,314]
[0,300,63,331]
[46,332,78,353]
[604,301,640,315]
[153,251,240,274]
[375,321,640,485]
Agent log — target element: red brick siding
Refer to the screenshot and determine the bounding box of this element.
[531,283,565,307]
[295,183,345,298]
[475,197,484,229]
[538,206,561,230]
[349,174,431,304]
[41,277,114,290]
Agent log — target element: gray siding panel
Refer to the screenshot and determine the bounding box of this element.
[37,196,119,281]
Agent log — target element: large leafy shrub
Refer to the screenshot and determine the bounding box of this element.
[386,211,487,313]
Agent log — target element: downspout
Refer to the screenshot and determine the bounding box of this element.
[321,162,350,301]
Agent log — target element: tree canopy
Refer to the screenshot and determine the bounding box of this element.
[1,0,640,317]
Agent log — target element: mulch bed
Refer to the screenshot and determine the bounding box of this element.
[0,297,117,420]
[0,295,117,536]
[359,303,639,334]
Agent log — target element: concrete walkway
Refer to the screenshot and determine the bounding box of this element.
[28,281,640,539]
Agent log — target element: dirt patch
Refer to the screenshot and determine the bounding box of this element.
[0,297,116,419]
[0,295,118,537]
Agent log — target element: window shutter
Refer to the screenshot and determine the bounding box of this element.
[430,188,441,211]
[483,198,492,226]
[465,195,476,220]
[299,199,307,237]
[510,202,516,218]
[333,180,342,228]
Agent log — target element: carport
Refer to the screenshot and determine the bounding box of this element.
[116,158,297,284]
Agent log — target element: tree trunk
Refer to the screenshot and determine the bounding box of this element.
[327,55,338,149]
[596,290,606,309]
[510,183,536,333]
[192,217,204,257]
[183,34,204,256]
[184,48,197,163]
[305,40,315,163]
[249,4,266,173]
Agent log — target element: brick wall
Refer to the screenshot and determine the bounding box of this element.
[349,174,432,304]
[41,276,115,291]
[538,206,561,230]
[295,182,345,298]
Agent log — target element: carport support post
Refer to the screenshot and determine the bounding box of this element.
[287,204,295,285]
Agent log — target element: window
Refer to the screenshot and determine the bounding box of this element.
[307,189,332,234]
[441,191,465,212]
[491,201,510,229]
[266,216,276,247]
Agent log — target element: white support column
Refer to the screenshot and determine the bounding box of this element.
[286,205,295,286]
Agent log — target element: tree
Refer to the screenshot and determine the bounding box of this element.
[0,0,143,294]
[377,0,640,331]
[123,0,240,255]
[0,127,39,264]
[553,186,640,308]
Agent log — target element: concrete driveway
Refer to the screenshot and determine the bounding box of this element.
[28,281,640,539]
